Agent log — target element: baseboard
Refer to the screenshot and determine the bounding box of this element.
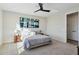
[3,41,14,44]
[51,37,66,43]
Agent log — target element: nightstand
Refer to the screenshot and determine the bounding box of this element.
[14,34,22,43]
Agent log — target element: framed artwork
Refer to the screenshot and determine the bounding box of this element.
[20,17,39,28]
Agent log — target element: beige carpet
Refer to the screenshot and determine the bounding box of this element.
[0,40,77,55]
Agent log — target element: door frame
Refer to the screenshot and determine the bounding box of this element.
[66,11,79,43]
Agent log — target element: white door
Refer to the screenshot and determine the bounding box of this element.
[67,12,78,41]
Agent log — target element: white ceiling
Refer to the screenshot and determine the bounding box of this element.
[0,3,79,17]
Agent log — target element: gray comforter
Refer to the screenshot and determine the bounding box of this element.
[24,34,51,49]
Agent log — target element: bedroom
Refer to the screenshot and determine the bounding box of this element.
[0,3,79,55]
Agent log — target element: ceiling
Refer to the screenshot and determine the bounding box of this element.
[0,3,79,17]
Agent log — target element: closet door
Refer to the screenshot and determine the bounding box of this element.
[72,12,78,41]
[67,12,78,41]
[78,12,79,42]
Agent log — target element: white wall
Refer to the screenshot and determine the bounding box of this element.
[0,9,3,45]
[46,13,66,42]
[3,11,47,43]
[46,7,79,43]
[3,7,79,43]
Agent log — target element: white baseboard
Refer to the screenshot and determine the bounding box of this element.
[51,37,66,43]
[3,41,14,44]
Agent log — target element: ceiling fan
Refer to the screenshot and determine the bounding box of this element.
[34,3,50,13]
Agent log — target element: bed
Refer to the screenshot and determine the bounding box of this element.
[23,34,52,49]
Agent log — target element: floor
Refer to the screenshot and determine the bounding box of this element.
[67,39,78,45]
[0,40,77,55]
[0,43,17,55]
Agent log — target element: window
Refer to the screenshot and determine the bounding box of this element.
[20,17,39,28]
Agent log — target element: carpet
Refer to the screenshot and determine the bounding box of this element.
[20,40,77,55]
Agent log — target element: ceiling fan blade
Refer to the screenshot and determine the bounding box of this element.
[34,9,40,12]
[34,3,50,13]
[39,3,43,10]
[42,10,50,12]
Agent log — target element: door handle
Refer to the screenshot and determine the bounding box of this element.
[72,31,76,32]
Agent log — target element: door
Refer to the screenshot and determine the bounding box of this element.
[67,12,78,41]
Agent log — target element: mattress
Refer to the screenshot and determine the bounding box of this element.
[24,34,52,49]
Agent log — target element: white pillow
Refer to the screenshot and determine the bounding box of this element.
[22,29,36,39]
